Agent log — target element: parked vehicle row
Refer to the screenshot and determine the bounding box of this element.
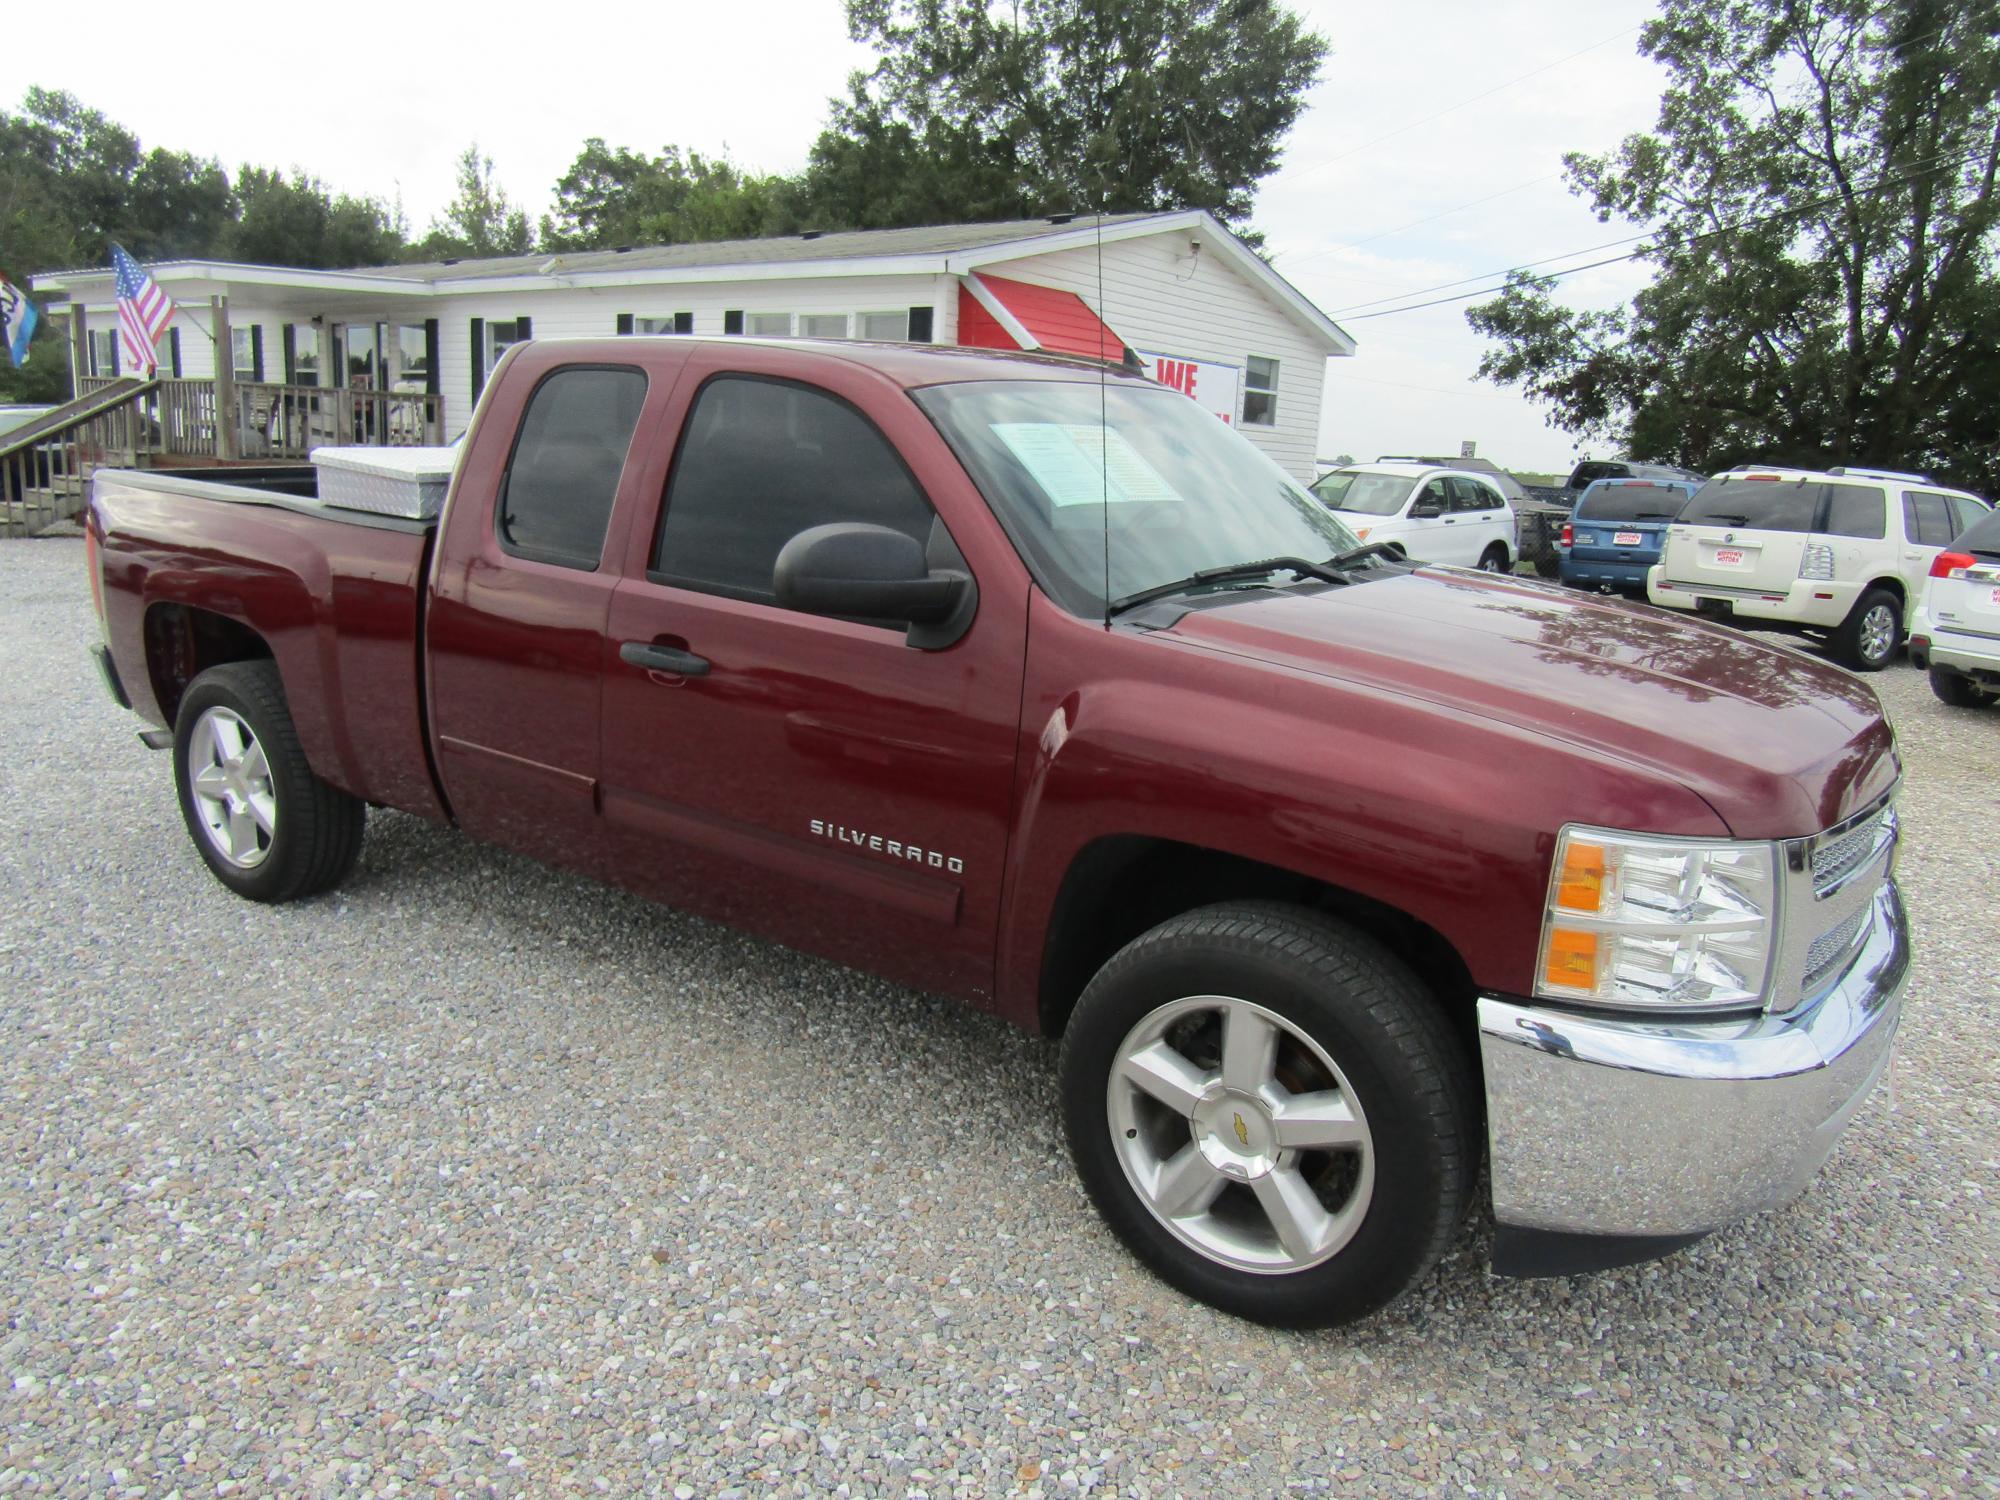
[1304,454,1996,688]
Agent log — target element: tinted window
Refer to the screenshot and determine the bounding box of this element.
[1945,495,1989,537]
[1575,482,1690,523]
[1902,491,1956,547]
[1822,483,1885,539]
[1956,503,2000,556]
[1568,461,1626,489]
[1680,477,1820,533]
[498,367,647,568]
[1447,475,1498,511]
[654,376,935,605]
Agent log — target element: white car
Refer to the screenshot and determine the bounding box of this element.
[1308,463,1516,571]
[1646,465,1993,670]
[1908,503,2000,707]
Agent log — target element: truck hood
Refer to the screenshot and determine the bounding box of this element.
[1155,567,1897,838]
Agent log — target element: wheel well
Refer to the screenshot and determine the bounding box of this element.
[1862,577,1905,607]
[1036,836,1478,1047]
[144,604,273,726]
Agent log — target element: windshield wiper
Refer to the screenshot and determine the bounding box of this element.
[1699,512,1750,525]
[1327,541,1412,570]
[1109,556,1344,616]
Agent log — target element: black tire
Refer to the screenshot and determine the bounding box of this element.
[172,660,365,902]
[1829,586,1901,671]
[1929,665,1992,708]
[1059,902,1478,1328]
[1477,544,1509,574]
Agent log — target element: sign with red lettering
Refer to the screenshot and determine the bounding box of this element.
[1135,351,1241,426]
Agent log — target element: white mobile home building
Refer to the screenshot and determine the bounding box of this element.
[33,211,1354,479]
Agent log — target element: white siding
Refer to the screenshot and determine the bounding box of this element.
[982,236,1332,480]
[432,274,955,435]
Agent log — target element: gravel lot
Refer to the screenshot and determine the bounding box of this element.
[2,535,1995,1498]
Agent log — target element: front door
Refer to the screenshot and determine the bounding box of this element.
[598,352,1028,1005]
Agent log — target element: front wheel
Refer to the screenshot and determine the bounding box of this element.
[1831,587,1901,671]
[173,661,366,902]
[1059,903,1477,1328]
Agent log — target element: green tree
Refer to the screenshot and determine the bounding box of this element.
[800,0,1325,233]
[415,144,534,260]
[230,168,405,268]
[1467,0,2000,493]
[541,139,796,251]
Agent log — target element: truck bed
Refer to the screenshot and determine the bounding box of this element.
[89,466,447,822]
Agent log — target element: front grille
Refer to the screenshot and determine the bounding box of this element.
[1810,804,1894,896]
[1801,906,1868,995]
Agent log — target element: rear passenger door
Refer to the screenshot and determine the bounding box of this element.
[1446,475,1507,566]
[596,348,1029,1005]
[427,350,677,876]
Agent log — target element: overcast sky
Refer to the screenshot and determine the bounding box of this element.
[28,0,1673,473]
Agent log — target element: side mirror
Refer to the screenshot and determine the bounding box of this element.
[1409,499,1444,520]
[774,522,971,634]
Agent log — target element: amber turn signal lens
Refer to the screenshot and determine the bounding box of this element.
[1543,928,1600,991]
[1556,841,1607,912]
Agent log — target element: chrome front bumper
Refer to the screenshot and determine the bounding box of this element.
[1478,878,1907,1244]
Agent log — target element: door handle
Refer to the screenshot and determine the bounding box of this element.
[620,640,711,677]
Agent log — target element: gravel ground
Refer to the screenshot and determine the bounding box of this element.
[1,535,1995,1499]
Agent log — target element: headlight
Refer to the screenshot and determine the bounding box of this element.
[1536,827,1776,1012]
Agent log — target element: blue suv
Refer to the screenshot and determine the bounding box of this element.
[1560,477,1699,592]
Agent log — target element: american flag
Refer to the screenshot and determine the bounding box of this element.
[111,244,175,373]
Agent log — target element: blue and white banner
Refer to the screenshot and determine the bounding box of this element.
[0,273,39,367]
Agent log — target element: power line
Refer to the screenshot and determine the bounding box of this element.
[1330,143,1989,322]
[1274,171,1563,269]
[1275,24,1643,187]
[1310,15,1972,317]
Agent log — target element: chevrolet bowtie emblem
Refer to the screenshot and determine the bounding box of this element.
[1233,1112,1249,1148]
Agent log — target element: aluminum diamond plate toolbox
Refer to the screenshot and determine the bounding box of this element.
[310,446,458,520]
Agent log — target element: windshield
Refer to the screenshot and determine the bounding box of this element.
[1576,483,1690,522]
[1310,470,1414,516]
[915,380,1361,616]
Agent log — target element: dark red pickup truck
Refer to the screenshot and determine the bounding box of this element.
[86,337,1907,1326]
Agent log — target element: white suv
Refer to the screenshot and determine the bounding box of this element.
[1308,463,1516,571]
[1646,465,1992,670]
[1908,502,2000,707]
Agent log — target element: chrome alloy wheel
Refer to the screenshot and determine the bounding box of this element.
[1107,996,1375,1274]
[185,706,277,868]
[1859,602,1897,663]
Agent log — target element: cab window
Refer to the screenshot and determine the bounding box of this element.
[653,375,937,608]
[497,366,648,569]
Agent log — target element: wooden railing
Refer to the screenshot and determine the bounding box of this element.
[77,376,443,460]
[0,433,88,538]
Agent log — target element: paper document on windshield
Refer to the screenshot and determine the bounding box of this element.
[993,423,1184,508]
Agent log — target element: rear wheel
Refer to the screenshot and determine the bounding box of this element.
[1830,587,1901,671]
[173,661,366,902]
[1059,903,1477,1328]
[1929,665,1994,708]
[1477,544,1509,574]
